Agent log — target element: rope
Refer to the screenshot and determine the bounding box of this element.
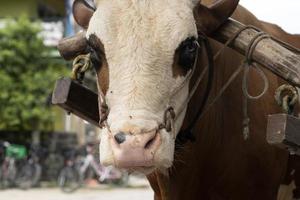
[174,37,214,122]
[177,24,299,143]
[71,53,111,133]
[274,84,299,115]
[241,32,270,140]
[177,26,256,143]
[197,62,244,120]
[242,32,270,100]
[70,23,300,145]
[242,63,269,100]
[71,53,92,83]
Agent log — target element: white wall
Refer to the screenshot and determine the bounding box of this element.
[240,0,300,34]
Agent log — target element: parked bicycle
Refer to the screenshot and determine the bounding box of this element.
[57,147,80,192]
[0,141,27,189]
[0,141,5,164]
[15,144,43,190]
[43,134,64,182]
[58,143,128,193]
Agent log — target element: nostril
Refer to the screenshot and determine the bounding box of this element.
[114,132,126,144]
[144,133,158,149]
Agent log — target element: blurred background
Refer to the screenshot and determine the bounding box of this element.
[0,0,298,200]
[0,0,152,199]
[240,0,300,34]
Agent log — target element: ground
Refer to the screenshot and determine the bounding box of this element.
[0,175,153,200]
[0,187,153,200]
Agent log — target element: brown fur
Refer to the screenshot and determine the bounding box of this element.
[87,34,110,94]
[146,4,300,200]
[96,57,109,94]
[91,1,300,199]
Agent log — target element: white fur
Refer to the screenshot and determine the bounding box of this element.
[88,0,198,173]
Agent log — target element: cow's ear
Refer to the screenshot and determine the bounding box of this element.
[73,0,96,29]
[195,0,239,34]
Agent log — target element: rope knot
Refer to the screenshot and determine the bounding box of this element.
[71,53,92,83]
[275,84,299,114]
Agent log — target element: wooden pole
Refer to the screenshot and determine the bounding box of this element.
[212,19,300,87]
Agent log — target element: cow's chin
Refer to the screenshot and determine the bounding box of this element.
[99,128,175,175]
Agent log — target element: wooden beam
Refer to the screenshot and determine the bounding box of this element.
[212,19,300,87]
[52,77,100,127]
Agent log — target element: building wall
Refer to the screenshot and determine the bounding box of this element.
[0,0,96,145]
[0,0,37,18]
[0,0,65,19]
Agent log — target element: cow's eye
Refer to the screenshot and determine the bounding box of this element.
[177,37,199,70]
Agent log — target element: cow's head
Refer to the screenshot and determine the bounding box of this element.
[73,0,239,174]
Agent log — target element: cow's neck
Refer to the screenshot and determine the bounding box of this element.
[152,39,286,200]
[147,5,300,199]
[148,14,295,199]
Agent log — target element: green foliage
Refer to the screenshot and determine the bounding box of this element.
[0,16,68,131]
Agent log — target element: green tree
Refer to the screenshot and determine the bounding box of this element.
[0,16,68,131]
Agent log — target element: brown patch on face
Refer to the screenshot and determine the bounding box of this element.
[87,34,109,94]
[96,57,109,94]
[88,34,105,54]
[172,37,199,78]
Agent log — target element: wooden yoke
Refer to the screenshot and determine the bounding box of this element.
[212,19,300,87]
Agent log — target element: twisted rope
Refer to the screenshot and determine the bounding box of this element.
[71,53,92,83]
[275,84,299,115]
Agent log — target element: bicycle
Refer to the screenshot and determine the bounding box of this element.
[57,147,82,192]
[15,144,43,190]
[58,144,128,193]
[43,133,64,182]
[0,142,27,189]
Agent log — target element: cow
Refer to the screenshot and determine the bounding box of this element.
[70,0,300,199]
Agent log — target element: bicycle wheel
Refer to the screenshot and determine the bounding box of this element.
[44,153,64,181]
[0,165,3,189]
[1,161,17,189]
[16,163,41,190]
[58,166,80,193]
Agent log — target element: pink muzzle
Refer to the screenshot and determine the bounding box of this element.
[109,130,161,168]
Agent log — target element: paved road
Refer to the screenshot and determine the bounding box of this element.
[0,187,153,200]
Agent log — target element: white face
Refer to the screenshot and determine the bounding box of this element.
[87,0,199,174]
